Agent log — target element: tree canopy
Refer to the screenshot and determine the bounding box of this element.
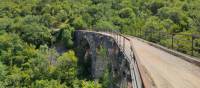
[0,0,200,87]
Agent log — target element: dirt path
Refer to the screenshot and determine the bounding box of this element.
[96,31,200,88]
[129,37,200,88]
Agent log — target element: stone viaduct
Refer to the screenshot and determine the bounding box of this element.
[74,30,200,88]
[74,30,133,88]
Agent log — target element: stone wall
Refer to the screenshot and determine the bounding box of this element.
[74,31,132,88]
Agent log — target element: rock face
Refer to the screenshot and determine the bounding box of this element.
[74,30,132,88]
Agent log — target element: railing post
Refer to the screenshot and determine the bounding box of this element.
[135,29,137,36]
[158,31,161,42]
[136,29,138,37]
[117,33,118,44]
[140,29,142,38]
[192,35,194,56]
[120,35,121,47]
[123,37,125,52]
[118,33,119,45]
[150,30,153,41]
[172,34,174,49]
[120,34,121,47]
[115,32,116,41]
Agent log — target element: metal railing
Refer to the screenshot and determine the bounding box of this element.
[86,28,200,88]
[93,28,144,88]
[134,29,200,58]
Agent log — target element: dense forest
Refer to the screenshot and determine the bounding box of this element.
[0,0,200,88]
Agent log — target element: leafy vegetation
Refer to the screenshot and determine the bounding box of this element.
[129,0,200,57]
[0,0,200,87]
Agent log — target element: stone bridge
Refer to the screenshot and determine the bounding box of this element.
[74,30,200,88]
[75,30,133,88]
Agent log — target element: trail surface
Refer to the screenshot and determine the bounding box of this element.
[99,32,200,88]
[130,37,200,88]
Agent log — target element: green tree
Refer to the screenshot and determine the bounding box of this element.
[31,80,67,88]
[0,62,7,87]
[0,18,13,32]
[59,24,74,48]
[72,16,87,30]
[81,80,102,88]
[142,16,165,42]
[20,23,53,47]
[119,8,134,18]
[53,50,77,86]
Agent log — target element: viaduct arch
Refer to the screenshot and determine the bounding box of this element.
[74,30,132,88]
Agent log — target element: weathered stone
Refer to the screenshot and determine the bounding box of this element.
[74,31,132,88]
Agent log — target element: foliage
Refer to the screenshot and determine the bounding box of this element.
[59,24,74,48]
[31,80,67,88]
[81,80,102,88]
[100,67,112,88]
[0,62,7,87]
[0,0,200,87]
[53,51,78,86]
